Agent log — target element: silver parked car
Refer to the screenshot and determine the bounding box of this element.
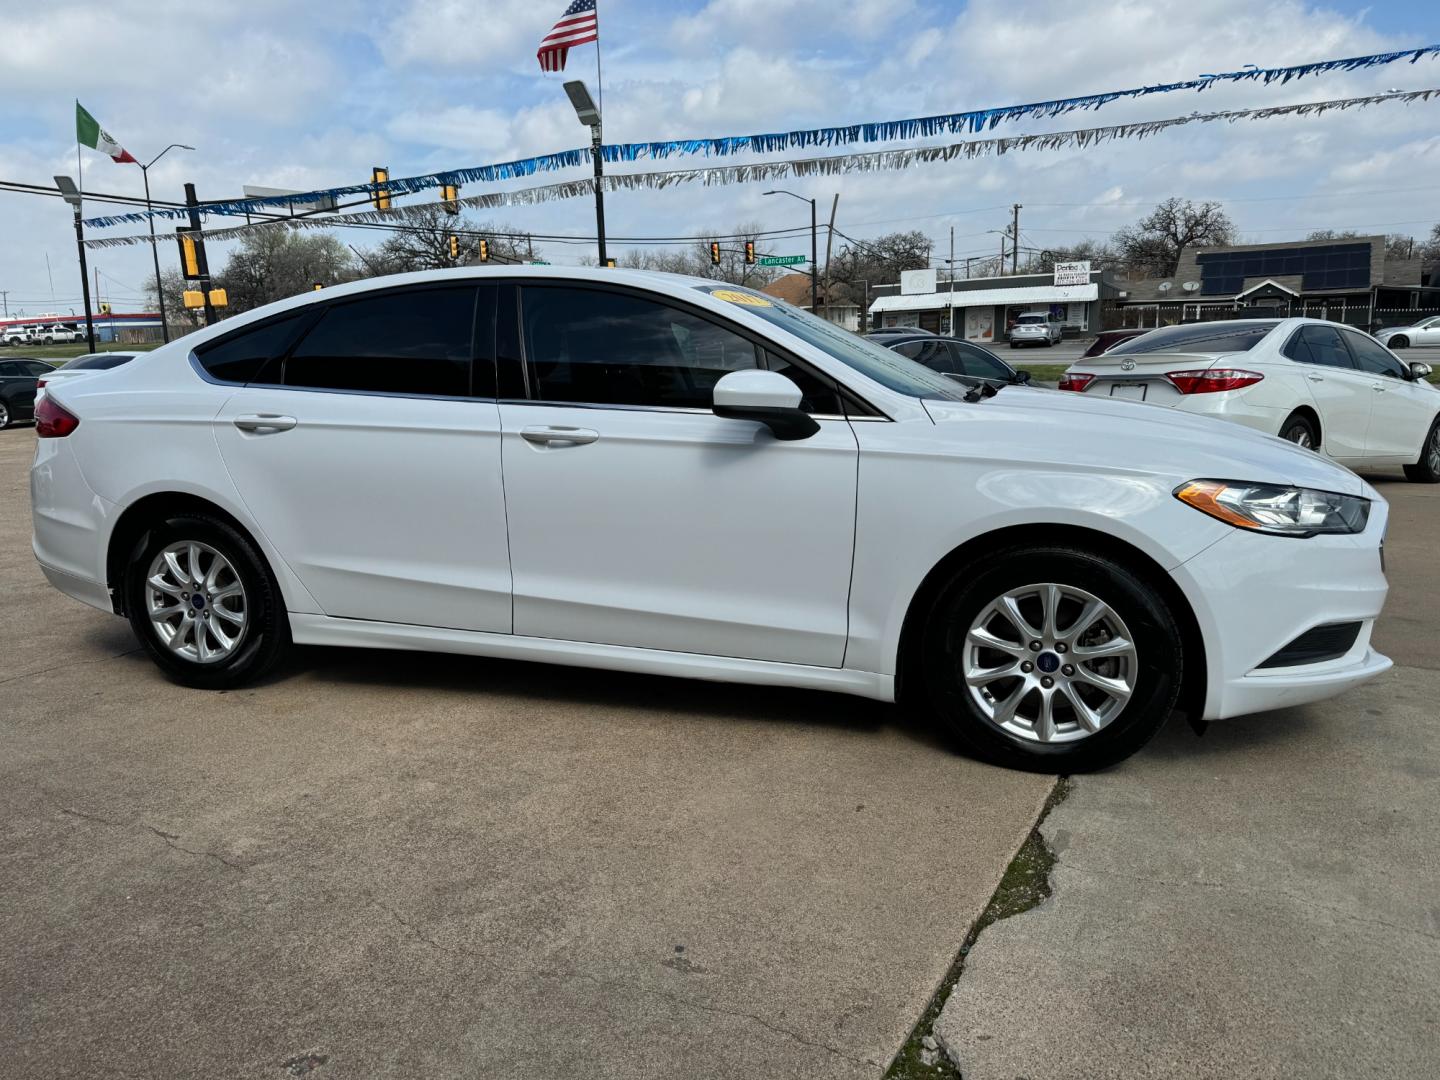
[1376,316,1440,350]
[1008,312,1062,348]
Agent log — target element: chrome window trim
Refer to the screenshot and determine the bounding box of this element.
[495,397,860,422]
[188,354,496,403]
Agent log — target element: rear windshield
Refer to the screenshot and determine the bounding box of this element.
[1016,315,1046,324]
[1108,321,1278,355]
[693,285,970,401]
[62,354,133,371]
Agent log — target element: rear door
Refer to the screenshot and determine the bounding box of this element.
[0,360,39,415]
[1342,328,1437,463]
[1280,325,1372,462]
[210,284,513,633]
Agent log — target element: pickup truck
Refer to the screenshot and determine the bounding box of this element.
[4,324,83,346]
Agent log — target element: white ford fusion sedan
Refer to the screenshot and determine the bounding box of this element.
[30,267,1391,772]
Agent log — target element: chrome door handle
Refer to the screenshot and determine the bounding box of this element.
[1306,373,1324,382]
[1372,384,1387,393]
[233,413,297,433]
[520,425,599,446]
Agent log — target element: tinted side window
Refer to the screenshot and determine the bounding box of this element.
[762,350,843,414]
[1343,332,1408,379]
[893,340,957,373]
[23,361,55,376]
[521,286,759,409]
[195,313,309,384]
[1292,326,1356,369]
[0,362,18,376]
[955,344,1011,380]
[286,288,478,396]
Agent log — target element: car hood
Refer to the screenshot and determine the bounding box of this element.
[922,387,1370,497]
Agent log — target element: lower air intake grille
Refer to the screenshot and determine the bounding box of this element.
[1258,622,1362,669]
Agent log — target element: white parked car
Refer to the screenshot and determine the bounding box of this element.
[1375,316,1440,350]
[1059,319,1440,482]
[31,268,1392,772]
[1008,312,1062,348]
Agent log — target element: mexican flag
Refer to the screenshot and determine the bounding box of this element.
[76,102,136,164]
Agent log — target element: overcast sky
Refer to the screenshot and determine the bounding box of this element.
[1,0,1438,316]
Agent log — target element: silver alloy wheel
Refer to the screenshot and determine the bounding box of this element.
[0,401,9,428]
[963,583,1138,744]
[1285,424,1314,450]
[1428,424,1440,474]
[145,541,248,664]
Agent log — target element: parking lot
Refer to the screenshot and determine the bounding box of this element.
[2,424,1437,1078]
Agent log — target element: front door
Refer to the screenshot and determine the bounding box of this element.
[1342,328,1437,462]
[498,283,859,667]
[211,284,512,633]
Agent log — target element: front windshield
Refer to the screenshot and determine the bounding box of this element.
[693,284,970,401]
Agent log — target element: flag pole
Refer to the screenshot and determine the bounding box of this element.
[594,0,603,115]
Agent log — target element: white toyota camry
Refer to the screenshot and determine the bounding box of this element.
[30,268,1392,771]
[1059,318,1440,481]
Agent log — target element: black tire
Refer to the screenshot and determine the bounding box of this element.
[1390,335,1410,349]
[1403,415,1440,483]
[0,400,11,430]
[1279,412,1319,451]
[920,545,1183,772]
[123,512,290,689]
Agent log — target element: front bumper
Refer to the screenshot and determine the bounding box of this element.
[1171,499,1391,721]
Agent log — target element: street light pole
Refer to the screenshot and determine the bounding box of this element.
[563,81,607,264]
[763,189,818,312]
[54,176,95,353]
[139,143,194,343]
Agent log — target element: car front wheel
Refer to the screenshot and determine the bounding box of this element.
[921,546,1183,772]
[1404,416,1440,483]
[124,513,290,689]
[1390,335,1410,349]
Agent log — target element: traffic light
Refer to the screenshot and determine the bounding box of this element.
[441,183,460,215]
[176,229,204,280]
[371,166,391,211]
[604,258,617,268]
[182,290,204,309]
[744,241,755,265]
[208,288,229,308]
[313,282,324,291]
[478,239,489,262]
[710,241,721,265]
[448,235,460,260]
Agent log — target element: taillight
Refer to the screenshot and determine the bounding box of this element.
[35,397,79,438]
[1165,369,1264,394]
[36,378,47,389]
[1058,372,1095,392]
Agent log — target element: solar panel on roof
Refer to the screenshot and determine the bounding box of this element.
[1196,243,1370,296]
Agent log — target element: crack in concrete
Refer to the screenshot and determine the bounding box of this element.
[1058,859,1440,944]
[0,646,143,687]
[373,902,881,1071]
[58,806,244,871]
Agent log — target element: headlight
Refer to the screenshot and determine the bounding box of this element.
[1175,479,1370,537]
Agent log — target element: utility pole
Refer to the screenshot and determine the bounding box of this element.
[821,193,839,321]
[949,226,955,282]
[1011,203,1022,275]
[0,291,7,318]
[53,176,96,352]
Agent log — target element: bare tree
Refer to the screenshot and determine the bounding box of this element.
[214,226,356,312]
[364,206,533,272]
[825,230,933,303]
[595,222,782,287]
[1112,198,1234,278]
[1307,229,1419,261]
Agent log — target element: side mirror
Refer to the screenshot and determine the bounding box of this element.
[712,369,820,441]
[1014,370,1033,385]
[1409,361,1432,381]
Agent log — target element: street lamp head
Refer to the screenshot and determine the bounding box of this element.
[54,174,81,206]
[563,80,601,127]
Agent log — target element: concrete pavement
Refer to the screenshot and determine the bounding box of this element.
[935,469,1440,1078]
[0,428,1052,1079]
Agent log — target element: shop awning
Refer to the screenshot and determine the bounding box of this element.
[868,283,1098,313]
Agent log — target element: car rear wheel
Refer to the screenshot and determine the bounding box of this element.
[920,546,1183,772]
[1390,335,1410,349]
[1280,412,1319,451]
[0,401,10,429]
[1403,416,1440,483]
[124,513,290,689]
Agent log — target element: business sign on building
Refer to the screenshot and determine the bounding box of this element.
[901,268,938,295]
[1054,261,1091,287]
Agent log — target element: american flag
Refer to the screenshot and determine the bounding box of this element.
[536,0,599,73]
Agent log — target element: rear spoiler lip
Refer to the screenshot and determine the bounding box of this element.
[1073,351,1245,375]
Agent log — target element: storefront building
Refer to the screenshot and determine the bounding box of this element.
[866,267,1118,342]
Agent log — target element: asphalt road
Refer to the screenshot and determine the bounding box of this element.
[936,467,1440,1078]
[0,427,1051,1079]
